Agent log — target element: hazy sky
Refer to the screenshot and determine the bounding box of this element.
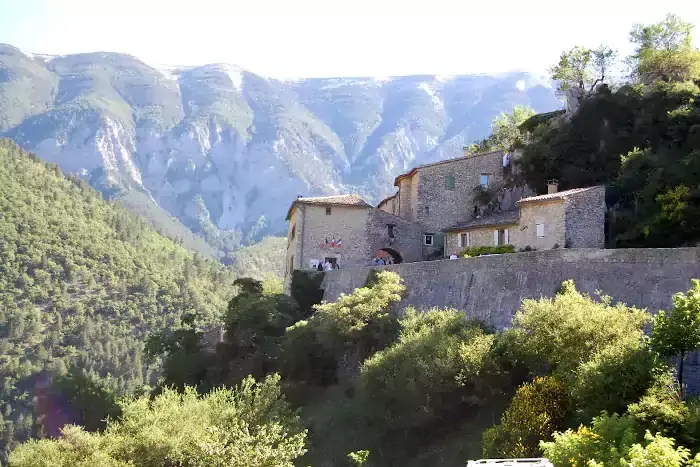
[1,0,698,79]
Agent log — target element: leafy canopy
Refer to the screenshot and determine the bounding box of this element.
[8,374,307,467]
[468,105,535,154]
[549,45,617,94]
[629,13,700,84]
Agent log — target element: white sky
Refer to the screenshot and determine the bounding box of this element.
[1,0,699,79]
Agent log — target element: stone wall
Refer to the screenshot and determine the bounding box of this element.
[565,186,606,248]
[445,224,519,254]
[320,248,700,331]
[519,201,567,250]
[413,151,506,232]
[367,210,429,263]
[297,204,370,271]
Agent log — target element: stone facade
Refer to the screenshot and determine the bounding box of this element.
[564,186,606,248]
[443,186,605,253]
[283,195,430,289]
[367,209,440,263]
[320,247,700,331]
[394,149,509,232]
[517,200,567,250]
[284,151,606,287]
[377,193,398,215]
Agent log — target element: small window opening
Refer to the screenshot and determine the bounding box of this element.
[424,234,434,246]
[480,174,490,188]
[388,224,395,239]
[326,206,332,215]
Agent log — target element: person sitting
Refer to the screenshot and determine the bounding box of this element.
[317,262,324,271]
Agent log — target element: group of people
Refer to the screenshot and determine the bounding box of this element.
[372,256,395,266]
[317,260,340,271]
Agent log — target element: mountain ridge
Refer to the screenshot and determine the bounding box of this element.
[0,43,562,257]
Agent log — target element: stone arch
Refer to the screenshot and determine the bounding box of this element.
[378,247,403,264]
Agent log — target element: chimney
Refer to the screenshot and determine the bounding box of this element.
[547,179,559,194]
[463,146,470,158]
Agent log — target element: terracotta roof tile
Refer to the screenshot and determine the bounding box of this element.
[517,186,602,204]
[286,194,372,220]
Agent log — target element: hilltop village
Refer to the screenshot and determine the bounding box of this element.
[284,145,605,285]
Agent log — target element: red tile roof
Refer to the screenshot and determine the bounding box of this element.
[286,194,372,220]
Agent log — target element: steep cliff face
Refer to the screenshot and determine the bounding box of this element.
[0,43,561,254]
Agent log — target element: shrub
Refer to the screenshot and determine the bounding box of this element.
[512,280,650,377]
[8,374,307,467]
[458,245,516,258]
[281,271,406,385]
[627,369,700,446]
[650,279,700,399]
[540,412,640,466]
[573,336,658,421]
[359,308,501,439]
[313,271,405,362]
[482,376,569,458]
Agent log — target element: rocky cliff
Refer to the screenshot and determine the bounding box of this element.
[0,43,561,255]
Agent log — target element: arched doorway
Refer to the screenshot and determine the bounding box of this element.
[376,248,403,264]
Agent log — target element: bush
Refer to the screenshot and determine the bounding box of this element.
[313,271,405,364]
[8,374,307,467]
[512,280,650,377]
[482,376,569,458]
[542,413,700,467]
[627,369,700,446]
[281,271,406,385]
[573,337,658,421]
[540,412,640,466]
[359,308,501,439]
[458,245,516,258]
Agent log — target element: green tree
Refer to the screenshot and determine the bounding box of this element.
[512,280,649,377]
[650,280,700,399]
[629,13,700,84]
[359,309,500,442]
[550,45,617,94]
[8,375,307,467]
[469,105,536,154]
[483,376,569,458]
[52,367,122,432]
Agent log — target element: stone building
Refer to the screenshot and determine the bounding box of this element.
[284,148,606,285]
[284,194,435,288]
[443,183,606,254]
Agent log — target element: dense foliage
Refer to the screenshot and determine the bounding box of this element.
[8,374,307,467]
[0,139,237,458]
[518,14,700,247]
[651,279,700,398]
[468,105,535,154]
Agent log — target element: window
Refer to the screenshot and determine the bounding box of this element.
[424,234,434,246]
[325,206,332,216]
[459,232,470,248]
[536,223,545,238]
[387,224,395,239]
[480,174,490,188]
[445,174,456,190]
[493,229,509,246]
[290,224,296,241]
[424,205,430,215]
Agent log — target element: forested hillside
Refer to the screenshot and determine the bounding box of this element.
[0,139,236,458]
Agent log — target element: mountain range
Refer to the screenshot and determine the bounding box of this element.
[0,43,562,258]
